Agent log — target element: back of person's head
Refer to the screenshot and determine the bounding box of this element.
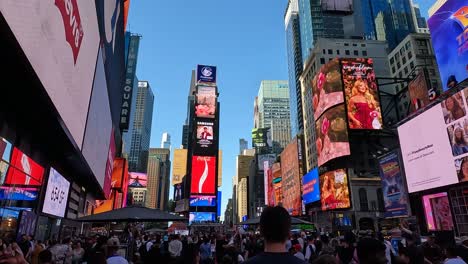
[260,206,291,243]
[144,235,149,241]
[38,249,52,264]
[344,231,356,245]
[321,234,329,245]
[357,238,387,264]
[446,245,458,258]
[312,255,338,264]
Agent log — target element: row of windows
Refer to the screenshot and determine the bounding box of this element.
[321,49,368,57]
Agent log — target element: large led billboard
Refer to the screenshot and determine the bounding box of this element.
[428,1,468,90]
[191,156,216,195]
[398,89,468,192]
[5,148,45,186]
[195,86,216,119]
[194,120,216,155]
[128,172,147,188]
[312,58,344,120]
[258,154,276,171]
[264,160,275,206]
[190,195,216,207]
[189,212,216,224]
[42,168,71,218]
[319,169,351,211]
[252,128,272,148]
[196,65,217,84]
[302,168,320,204]
[172,149,188,185]
[111,158,126,190]
[341,58,382,130]
[315,104,350,166]
[0,187,38,201]
[422,192,454,231]
[280,140,302,216]
[0,0,100,147]
[378,152,408,218]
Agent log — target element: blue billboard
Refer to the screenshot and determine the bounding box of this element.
[0,187,38,201]
[189,212,216,224]
[428,1,468,90]
[189,195,216,207]
[196,65,217,84]
[302,168,320,204]
[217,191,222,217]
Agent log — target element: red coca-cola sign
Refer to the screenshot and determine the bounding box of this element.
[55,0,84,64]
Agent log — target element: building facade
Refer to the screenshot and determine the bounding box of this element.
[255,81,292,153]
[146,148,171,210]
[224,199,233,226]
[124,81,154,172]
[161,133,171,150]
[239,139,248,155]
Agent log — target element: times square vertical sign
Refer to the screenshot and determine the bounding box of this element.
[120,35,141,130]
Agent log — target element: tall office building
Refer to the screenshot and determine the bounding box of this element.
[285,0,304,137]
[410,0,429,34]
[161,132,171,150]
[146,148,171,210]
[239,139,248,155]
[255,81,291,153]
[181,71,197,149]
[124,81,154,172]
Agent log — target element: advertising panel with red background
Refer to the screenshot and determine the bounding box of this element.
[280,140,302,216]
[191,156,216,195]
[5,148,44,186]
[320,169,351,211]
[342,58,383,130]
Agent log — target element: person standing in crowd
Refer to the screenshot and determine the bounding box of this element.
[31,240,45,264]
[356,238,387,264]
[457,236,468,263]
[422,234,443,263]
[18,234,32,259]
[336,232,355,264]
[169,235,183,262]
[216,234,227,263]
[378,233,395,264]
[243,206,307,264]
[71,242,85,264]
[305,236,317,263]
[106,237,128,264]
[199,237,213,264]
[445,246,467,264]
[294,244,305,261]
[38,250,54,264]
[297,234,305,253]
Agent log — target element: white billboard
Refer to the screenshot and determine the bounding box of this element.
[398,89,468,192]
[0,0,100,148]
[42,168,71,218]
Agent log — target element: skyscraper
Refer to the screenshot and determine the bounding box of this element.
[124,80,154,172]
[239,139,248,155]
[146,148,171,210]
[285,0,304,137]
[255,81,291,154]
[161,132,171,150]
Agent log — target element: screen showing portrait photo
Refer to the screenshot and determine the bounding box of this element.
[315,104,351,166]
[42,168,70,218]
[422,192,454,231]
[398,88,468,193]
[319,169,351,211]
[341,58,382,130]
[195,86,216,118]
[312,59,344,120]
[191,156,216,195]
[196,121,214,151]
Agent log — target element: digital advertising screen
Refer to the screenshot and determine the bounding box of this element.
[428,1,468,91]
[263,160,275,206]
[312,58,344,120]
[111,158,126,190]
[0,138,12,163]
[398,89,468,192]
[258,154,276,171]
[302,168,320,204]
[252,128,272,148]
[378,152,408,218]
[408,71,431,113]
[319,169,351,211]
[195,86,216,118]
[191,156,216,195]
[128,172,147,188]
[274,179,282,205]
[172,149,188,185]
[341,58,382,130]
[42,168,70,218]
[422,192,454,231]
[315,104,351,166]
[0,0,100,147]
[104,130,116,198]
[189,195,216,207]
[5,148,44,186]
[189,212,216,224]
[195,120,215,155]
[0,187,38,201]
[196,65,217,83]
[280,140,301,216]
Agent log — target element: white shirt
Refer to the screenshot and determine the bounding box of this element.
[294,252,305,261]
[384,240,396,264]
[297,237,305,250]
[107,255,128,264]
[305,244,316,260]
[445,258,467,264]
[146,241,153,252]
[168,240,183,257]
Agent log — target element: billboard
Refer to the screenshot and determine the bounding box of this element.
[378,152,408,218]
[312,58,344,120]
[111,158,126,190]
[0,187,38,201]
[196,65,217,84]
[263,161,273,206]
[302,168,320,204]
[189,195,216,207]
[217,191,222,217]
[191,156,216,195]
[322,0,353,12]
[120,35,141,129]
[42,168,71,218]
[172,149,188,185]
[195,120,216,155]
[408,71,431,113]
[128,172,147,188]
[258,154,276,171]
[195,86,216,118]
[280,140,302,216]
[428,1,468,90]
[341,58,382,130]
[398,89,468,192]
[5,148,45,186]
[252,128,272,148]
[218,150,223,187]
[315,104,351,166]
[189,212,216,224]
[16,211,37,240]
[319,169,351,211]
[422,192,454,231]
[104,130,116,198]
[0,0,100,147]
[174,184,184,201]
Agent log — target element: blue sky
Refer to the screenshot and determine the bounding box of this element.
[127,0,289,217]
[127,0,433,218]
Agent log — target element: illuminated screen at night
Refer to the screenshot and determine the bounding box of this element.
[4,148,44,186]
[422,192,454,231]
[319,169,351,211]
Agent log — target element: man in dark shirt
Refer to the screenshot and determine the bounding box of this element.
[244,206,307,264]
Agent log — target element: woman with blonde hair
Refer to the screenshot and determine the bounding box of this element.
[347,80,381,129]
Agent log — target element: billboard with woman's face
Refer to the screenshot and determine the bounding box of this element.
[319,169,351,211]
[342,58,383,130]
[312,59,344,120]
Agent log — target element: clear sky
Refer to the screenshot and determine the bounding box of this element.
[127,0,289,217]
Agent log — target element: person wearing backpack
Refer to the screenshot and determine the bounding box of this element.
[138,235,152,264]
[305,236,317,263]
